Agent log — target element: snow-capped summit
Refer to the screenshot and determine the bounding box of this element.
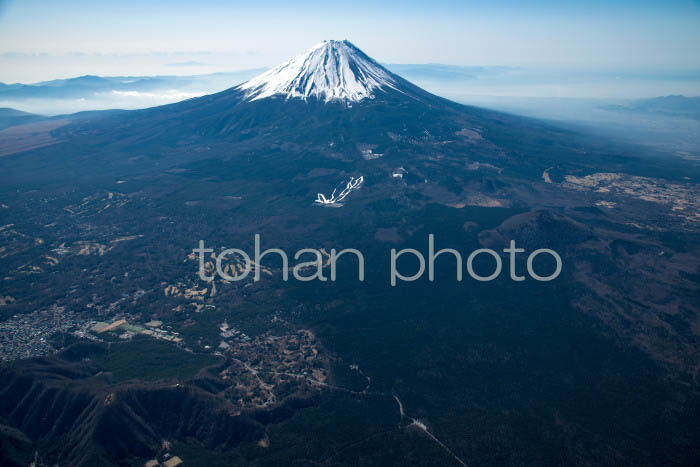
[236,40,402,103]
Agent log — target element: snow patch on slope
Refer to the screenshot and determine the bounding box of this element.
[315,176,364,206]
[237,40,401,103]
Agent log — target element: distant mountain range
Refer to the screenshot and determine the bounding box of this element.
[601,95,700,120]
[0,72,264,100]
[0,64,513,102]
[2,62,699,119]
[1,64,500,105]
[0,71,264,115]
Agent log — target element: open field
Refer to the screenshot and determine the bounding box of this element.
[90,337,220,383]
[0,119,69,157]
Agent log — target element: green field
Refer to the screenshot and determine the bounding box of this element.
[91,337,220,383]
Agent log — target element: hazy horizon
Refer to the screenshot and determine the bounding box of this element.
[1,0,699,93]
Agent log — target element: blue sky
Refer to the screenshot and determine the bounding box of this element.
[1,0,699,85]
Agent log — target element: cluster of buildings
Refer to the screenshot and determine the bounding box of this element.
[0,306,97,362]
[91,318,183,343]
[0,309,189,364]
[218,326,328,408]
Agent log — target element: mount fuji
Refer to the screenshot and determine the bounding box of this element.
[8,40,688,201]
[237,40,404,102]
[6,39,686,188]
